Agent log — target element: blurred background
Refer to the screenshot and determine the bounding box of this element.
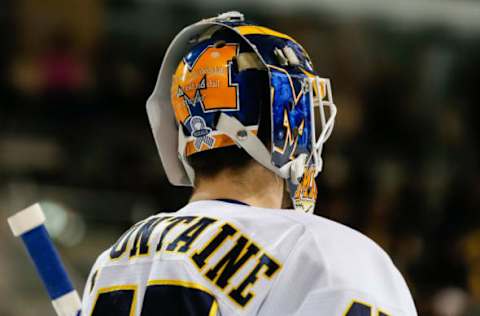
[1,0,480,315]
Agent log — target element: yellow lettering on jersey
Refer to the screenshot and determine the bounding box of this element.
[107,216,283,309]
[148,279,218,316]
[342,299,373,316]
[378,309,391,316]
[129,216,170,258]
[190,222,282,308]
[205,235,259,289]
[166,217,217,253]
[156,216,196,252]
[229,253,281,307]
[88,269,100,294]
[344,302,392,316]
[110,222,143,261]
[191,223,238,269]
[90,284,137,316]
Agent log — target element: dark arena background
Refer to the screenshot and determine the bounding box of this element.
[1,1,480,315]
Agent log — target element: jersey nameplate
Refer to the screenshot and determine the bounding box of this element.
[108,215,281,308]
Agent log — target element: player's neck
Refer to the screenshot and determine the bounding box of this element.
[190,163,284,209]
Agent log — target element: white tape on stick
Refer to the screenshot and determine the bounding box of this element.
[7,203,46,236]
[52,291,82,316]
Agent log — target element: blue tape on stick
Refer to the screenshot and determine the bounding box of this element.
[20,225,74,300]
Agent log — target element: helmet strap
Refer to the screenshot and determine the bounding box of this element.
[216,113,288,179]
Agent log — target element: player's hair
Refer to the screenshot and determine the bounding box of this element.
[188,71,271,183]
[188,146,254,183]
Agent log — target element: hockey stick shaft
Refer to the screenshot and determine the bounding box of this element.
[8,204,82,316]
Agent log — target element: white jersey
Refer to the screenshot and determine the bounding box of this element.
[82,200,417,316]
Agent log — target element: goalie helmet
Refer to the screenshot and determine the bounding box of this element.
[147,11,336,213]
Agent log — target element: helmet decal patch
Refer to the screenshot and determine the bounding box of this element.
[292,165,318,213]
[189,116,215,150]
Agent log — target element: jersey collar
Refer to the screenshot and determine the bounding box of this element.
[215,199,250,206]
